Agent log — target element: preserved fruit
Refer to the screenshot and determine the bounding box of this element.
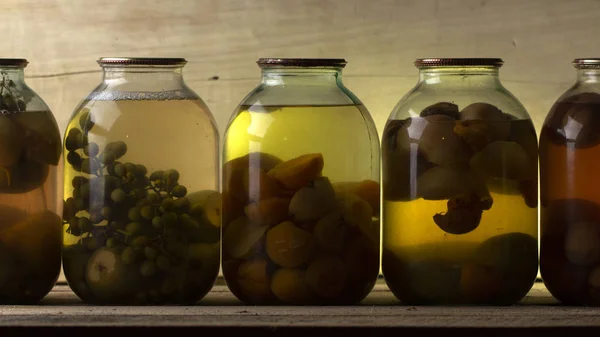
[62,58,220,305]
[222,59,380,305]
[540,59,600,305]
[382,59,538,305]
[0,59,62,304]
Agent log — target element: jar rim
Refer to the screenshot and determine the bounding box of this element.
[257,58,347,68]
[97,57,187,67]
[573,59,600,69]
[0,59,28,67]
[414,58,504,68]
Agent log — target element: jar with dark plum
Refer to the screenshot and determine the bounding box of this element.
[382,58,538,305]
[0,59,63,304]
[222,58,380,305]
[540,58,600,305]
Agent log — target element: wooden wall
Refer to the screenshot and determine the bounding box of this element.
[5,0,600,282]
[7,0,600,137]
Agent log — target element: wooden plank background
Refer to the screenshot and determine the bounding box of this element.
[6,0,600,137]
[4,0,600,283]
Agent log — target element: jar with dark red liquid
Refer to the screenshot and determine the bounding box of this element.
[540,58,600,305]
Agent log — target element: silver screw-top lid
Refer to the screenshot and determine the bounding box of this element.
[97,57,187,66]
[415,58,504,68]
[257,58,347,68]
[0,59,28,67]
[573,59,600,69]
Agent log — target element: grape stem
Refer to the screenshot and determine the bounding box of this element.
[116,229,130,237]
[147,185,163,200]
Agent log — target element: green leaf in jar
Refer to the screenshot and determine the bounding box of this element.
[1,94,19,112]
[20,89,33,105]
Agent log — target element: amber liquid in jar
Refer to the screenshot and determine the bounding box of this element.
[62,93,220,305]
[382,111,538,305]
[0,110,62,304]
[222,104,380,305]
[540,94,600,305]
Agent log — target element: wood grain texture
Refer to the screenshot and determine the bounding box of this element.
[3,0,600,282]
[6,281,600,336]
[0,282,566,324]
[4,0,600,137]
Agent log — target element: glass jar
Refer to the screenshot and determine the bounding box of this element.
[539,58,600,305]
[222,58,380,305]
[61,58,220,305]
[382,58,538,305]
[0,59,62,304]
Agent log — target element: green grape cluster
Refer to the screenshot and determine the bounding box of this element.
[62,110,220,305]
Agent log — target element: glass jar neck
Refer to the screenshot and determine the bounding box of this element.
[261,68,342,86]
[576,68,600,84]
[0,67,25,83]
[101,66,185,88]
[417,67,501,88]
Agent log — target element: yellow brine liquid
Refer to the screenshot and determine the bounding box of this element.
[62,93,220,305]
[222,104,380,305]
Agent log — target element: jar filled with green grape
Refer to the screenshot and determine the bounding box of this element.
[62,58,220,305]
[0,59,63,304]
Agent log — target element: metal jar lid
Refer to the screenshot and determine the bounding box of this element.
[97,57,188,67]
[573,59,600,69]
[415,58,504,68]
[0,59,29,67]
[257,58,347,68]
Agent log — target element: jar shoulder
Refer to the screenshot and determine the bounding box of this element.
[387,83,532,121]
[239,82,362,107]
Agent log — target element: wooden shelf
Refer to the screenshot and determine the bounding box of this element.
[1,278,600,337]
